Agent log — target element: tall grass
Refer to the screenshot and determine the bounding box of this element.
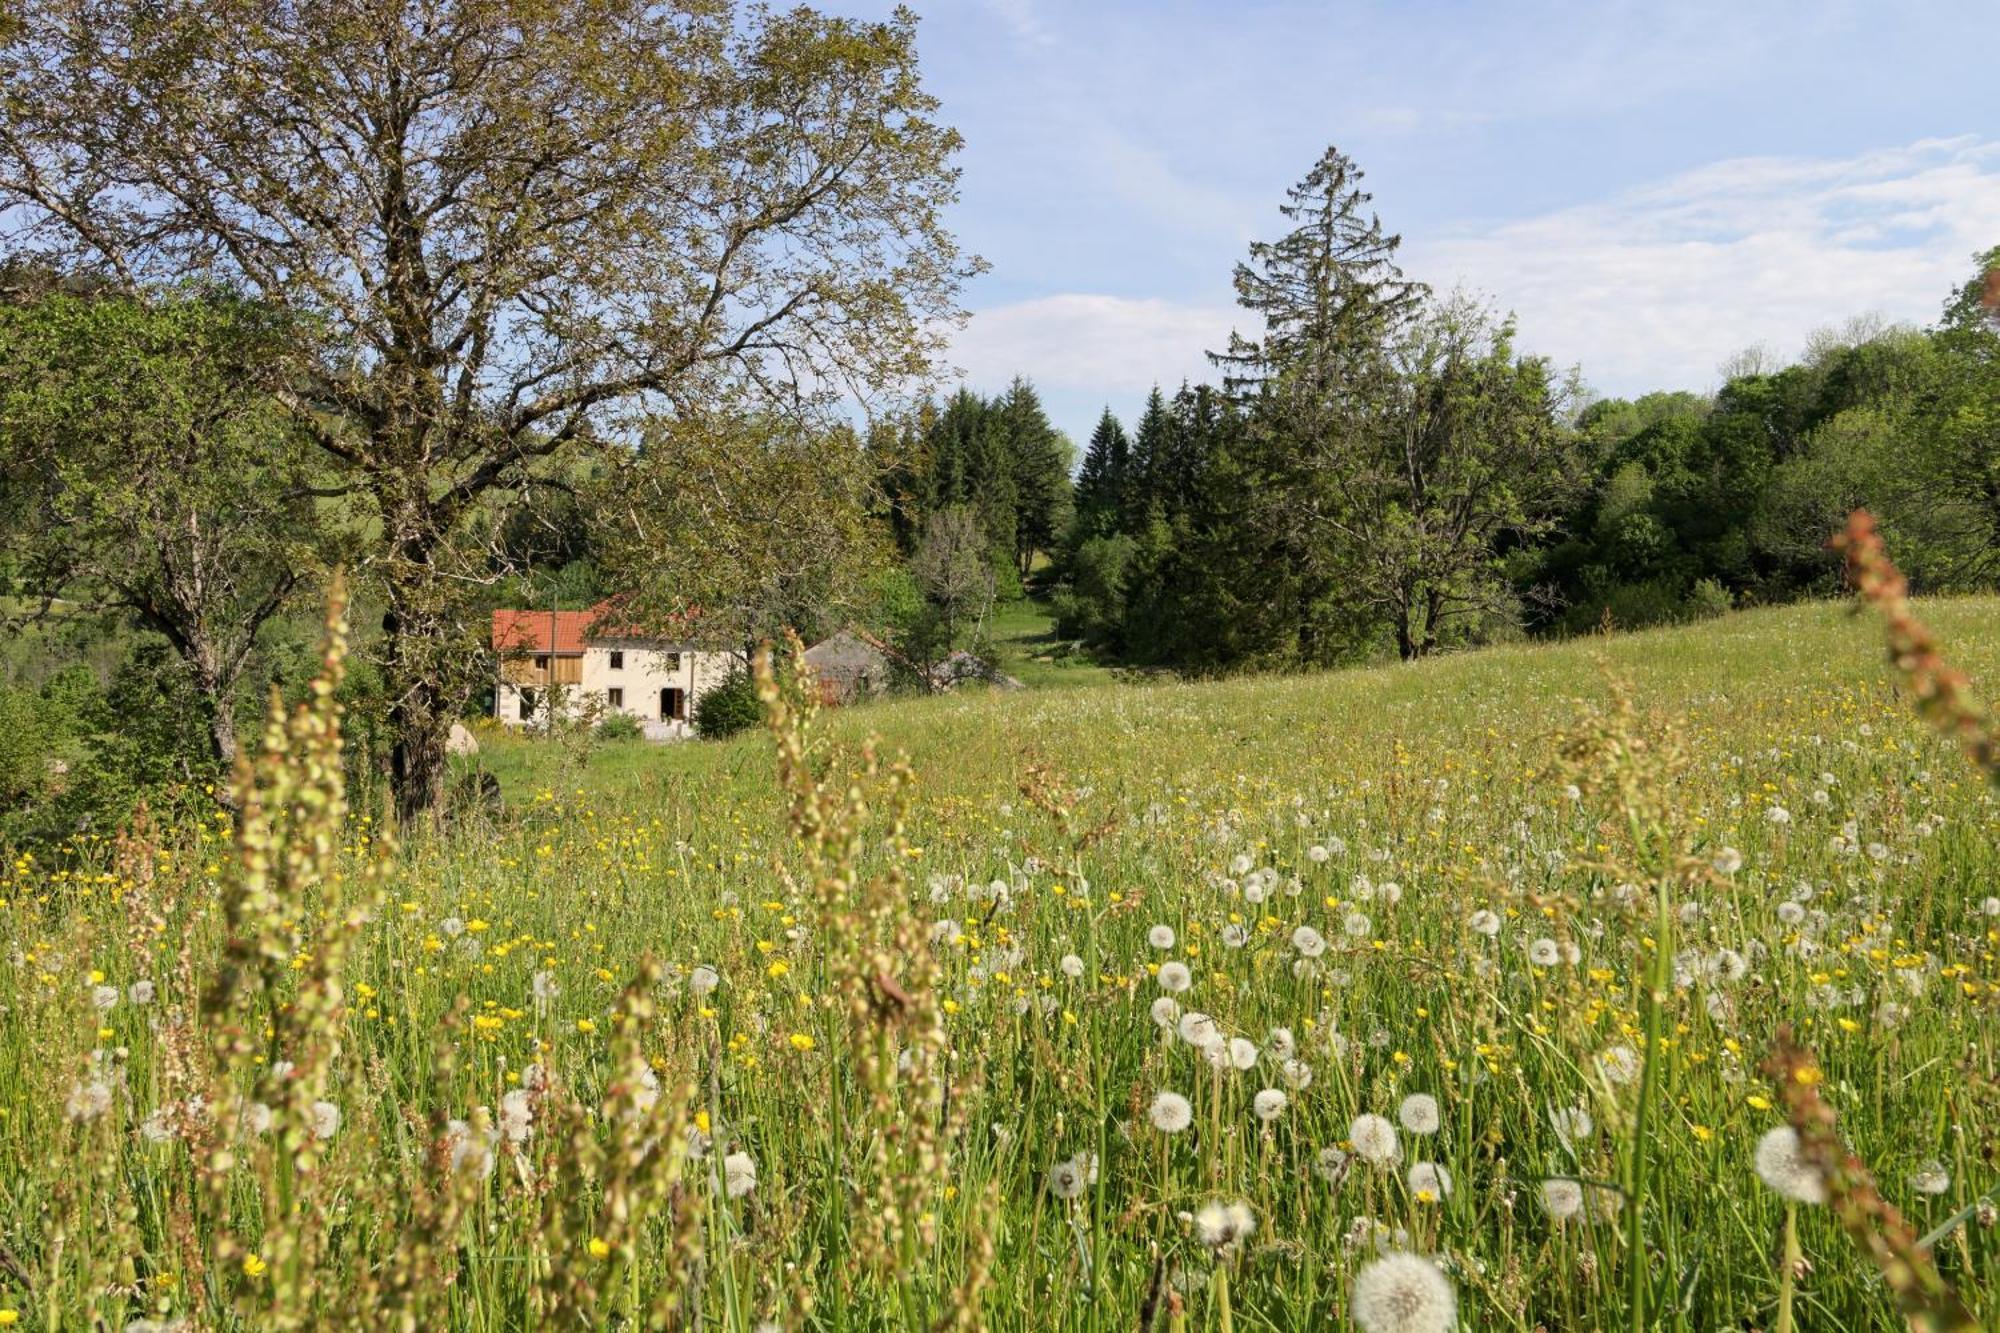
[1,586,1997,1329]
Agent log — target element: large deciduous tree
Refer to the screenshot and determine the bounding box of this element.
[0,0,974,819]
[1325,296,1583,658]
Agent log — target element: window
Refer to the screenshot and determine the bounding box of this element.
[519,689,538,721]
[607,687,624,708]
[664,651,682,671]
[608,650,623,670]
[660,687,686,721]
[533,654,549,672]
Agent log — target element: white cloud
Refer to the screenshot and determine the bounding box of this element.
[947,292,1243,400]
[977,0,1056,49]
[1414,137,2000,395]
[942,137,2000,432]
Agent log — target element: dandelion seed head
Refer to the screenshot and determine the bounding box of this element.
[1754,1126,1826,1205]
[1406,1161,1452,1199]
[1350,1251,1457,1333]
[1597,1045,1640,1086]
[723,1150,758,1198]
[1541,1177,1584,1220]
[1349,1113,1401,1165]
[1549,1104,1592,1150]
[1194,1198,1255,1249]
[1397,1094,1440,1136]
[1177,1011,1218,1048]
[499,1090,533,1145]
[1909,1160,1951,1196]
[1149,1091,1193,1134]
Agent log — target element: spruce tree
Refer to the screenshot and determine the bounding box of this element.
[996,376,1072,577]
[1207,145,1427,664]
[1072,407,1130,542]
[1211,146,1424,408]
[1126,386,1172,530]
[925,388,1017,573]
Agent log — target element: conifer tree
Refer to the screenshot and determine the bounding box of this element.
[1208,145,1428,663]
[1072,408,1130,542]
[925,389,1017,574]
[1211,146,1424,409]
[1126,386,1173,529]
[996,377,1072,576]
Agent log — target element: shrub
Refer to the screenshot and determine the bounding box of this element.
[693,669,762,739]
[1686,577,1734,620]
[595,711,643,742]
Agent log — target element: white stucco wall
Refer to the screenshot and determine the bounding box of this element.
[494,643,739,739]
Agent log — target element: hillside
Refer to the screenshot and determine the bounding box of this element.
[10,595,1998,1330]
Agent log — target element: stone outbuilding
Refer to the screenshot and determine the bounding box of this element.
[802,630,894,705]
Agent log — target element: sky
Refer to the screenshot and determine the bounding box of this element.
[845,0,2000,445]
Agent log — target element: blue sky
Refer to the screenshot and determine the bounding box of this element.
[850,0,1999,444]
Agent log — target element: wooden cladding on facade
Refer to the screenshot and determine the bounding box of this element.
[500,654,583,686]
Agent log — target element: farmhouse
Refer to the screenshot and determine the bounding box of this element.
[491,603,735,740]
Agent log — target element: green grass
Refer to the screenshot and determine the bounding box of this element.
[985,595,1117,690]
[5,597,2000,1330]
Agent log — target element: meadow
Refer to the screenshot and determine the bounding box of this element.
[3,591,1998,1331]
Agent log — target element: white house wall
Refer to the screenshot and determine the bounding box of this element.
[494,645,739,739]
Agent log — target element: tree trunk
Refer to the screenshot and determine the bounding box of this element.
[377,522,464,827]
[188,650,242,809]
[385,631,451,827]
[1394,604,1417,661]
[208,698,239,776]
[1417,587,1444,657]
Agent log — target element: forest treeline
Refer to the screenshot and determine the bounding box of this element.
[2,126,1996,846]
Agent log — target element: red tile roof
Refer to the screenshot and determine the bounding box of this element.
[489,598,699,654]
[491,609,596,654]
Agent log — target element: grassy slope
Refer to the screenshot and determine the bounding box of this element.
[469,596,2000,811]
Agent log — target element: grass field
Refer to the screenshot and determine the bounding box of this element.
[4,596,1999,1330]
